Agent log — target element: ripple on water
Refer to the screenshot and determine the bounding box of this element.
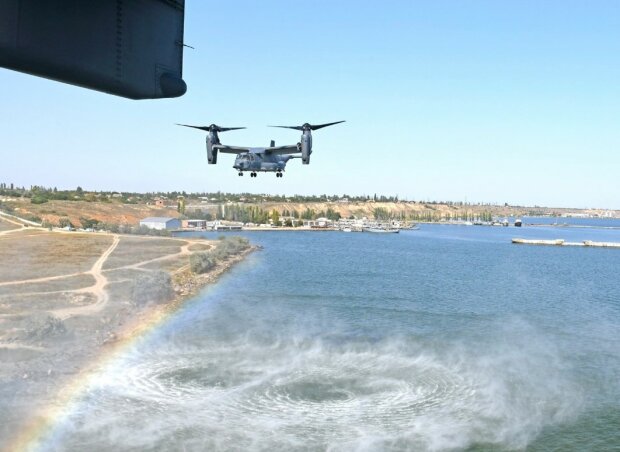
[110,343,485,443]
[57,332,585,452]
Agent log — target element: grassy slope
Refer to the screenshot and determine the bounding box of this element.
[9,198,178,227]
[3,197,616,228]
[0,233,113,282]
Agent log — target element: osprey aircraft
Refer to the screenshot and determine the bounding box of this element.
[177,121,345,177]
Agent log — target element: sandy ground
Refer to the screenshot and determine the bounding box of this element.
[0,217,253,446]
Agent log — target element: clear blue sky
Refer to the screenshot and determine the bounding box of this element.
[1,1,619,208]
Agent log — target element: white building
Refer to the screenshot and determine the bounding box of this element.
[303,217,333,228]
[139,217,181,230]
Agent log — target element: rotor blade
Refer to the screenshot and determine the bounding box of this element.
[176,124,245,132]
[217,127,246,132]
[268,125,305,131]
[309,120,345,130]
[176,123,211,131]
[268,121,345,131]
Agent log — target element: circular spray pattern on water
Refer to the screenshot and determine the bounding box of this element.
[62,334,583,451]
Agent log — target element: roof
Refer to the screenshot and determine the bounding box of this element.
[140,217,178,223]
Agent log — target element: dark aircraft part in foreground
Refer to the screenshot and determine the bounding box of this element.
[0,0,186,99]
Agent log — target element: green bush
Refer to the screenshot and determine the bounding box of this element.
[79,216,100,229]
[0,202,15,213]
[190,237,250,274]
[190,252,217,274]
[30,195,48,204]
[131,271,174,307]
[213,236,250,258]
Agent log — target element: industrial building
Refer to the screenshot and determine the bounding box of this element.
[139,217,181,231]
[181,219,207,229]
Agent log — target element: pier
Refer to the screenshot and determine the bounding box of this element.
[512,238,620,248]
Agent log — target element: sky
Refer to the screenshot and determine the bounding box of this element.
[1,1,619,209]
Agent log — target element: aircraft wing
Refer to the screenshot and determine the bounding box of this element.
[213,145,251,154]
[265,145,300,155]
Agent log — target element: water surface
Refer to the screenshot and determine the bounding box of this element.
[44,224,620,450]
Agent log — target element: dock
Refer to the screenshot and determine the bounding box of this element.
[512,238,620,248]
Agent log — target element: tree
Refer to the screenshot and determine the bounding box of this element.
[80,217,100,229]
[58,217,73,228]
[301,208,315,220]
[270,209,280,225]
[76,186,83,195]
[326,207,341,221]
[373,207,390,220]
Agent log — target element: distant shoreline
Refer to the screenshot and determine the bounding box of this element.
[173,219,620,234]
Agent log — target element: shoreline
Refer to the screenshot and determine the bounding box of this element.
[5,240,256,451]
[111,246,257,345]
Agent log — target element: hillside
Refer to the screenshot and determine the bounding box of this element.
[186,200,618,222]
[4,197,178,227]
[1,196,617,228]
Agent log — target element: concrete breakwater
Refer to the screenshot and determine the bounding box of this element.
[512,238,620,248]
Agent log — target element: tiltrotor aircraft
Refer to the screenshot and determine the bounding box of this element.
[177,121,345,177]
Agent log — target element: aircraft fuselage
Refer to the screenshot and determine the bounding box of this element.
[233,151,293,173]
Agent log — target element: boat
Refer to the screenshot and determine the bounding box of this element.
[362,227,400,233]
[515,218,522,227]
[512,238,564,246]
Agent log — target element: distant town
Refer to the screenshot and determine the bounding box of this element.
[0,183,618,235]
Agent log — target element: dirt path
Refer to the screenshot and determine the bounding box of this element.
[0,271,87,287]
[0,233,202,320]
[0,215,26,227]
[0,235,122,289]
[104,240,194,272]
[0,211,40,227]
[54,237,196,318]
[54,235,120,319]
[0,228,25,237]
[0,216,26,236]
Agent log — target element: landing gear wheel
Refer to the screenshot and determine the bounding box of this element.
[238,172,243,176]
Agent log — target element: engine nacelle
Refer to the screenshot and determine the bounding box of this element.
[206,132,219,164]
[301,137,311,165]
[207,147,218,164]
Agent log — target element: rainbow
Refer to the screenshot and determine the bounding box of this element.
[8,295,194,452]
